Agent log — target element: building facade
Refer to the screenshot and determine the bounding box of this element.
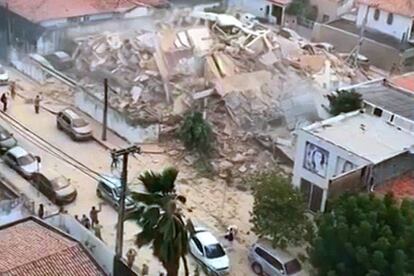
[293,111,414,212]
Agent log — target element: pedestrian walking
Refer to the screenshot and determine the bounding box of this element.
[81,214,91,229]
[37,203,44,219]
[126,248,137,268]
[110,149,119,170]
[35,156,41,172]
[74,215,79,222]
[89,203,102,227]
[10,82,16,100]
[34,94,41,114]
[93,220,103,240]
[1,93,7,112]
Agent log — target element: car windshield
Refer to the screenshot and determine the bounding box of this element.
[204,244,225,259]
[17,154,35,166]
[52,177,70,190]
[285,259,302,275]
[72,118,88,128]
[114,187,130,198]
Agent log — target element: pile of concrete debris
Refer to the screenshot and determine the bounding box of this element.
[65,10,360,179]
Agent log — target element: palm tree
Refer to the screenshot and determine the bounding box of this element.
[130,167,189,276]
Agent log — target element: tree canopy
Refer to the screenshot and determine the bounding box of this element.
[179,111,214,156]
[249,171,313,249]
[131,167,189,276]
[311,193,414,275]
[327,89,362,116]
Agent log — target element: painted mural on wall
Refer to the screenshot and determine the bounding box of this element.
[303,142,329,177]
[335,157,355,176]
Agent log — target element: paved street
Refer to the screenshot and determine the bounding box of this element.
[0,68,255,275]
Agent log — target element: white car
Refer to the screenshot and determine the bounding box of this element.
[189,227,230,275]
[0,65,9,85]
[3,146,39,179]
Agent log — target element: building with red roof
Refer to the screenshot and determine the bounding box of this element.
[0,216,106,276]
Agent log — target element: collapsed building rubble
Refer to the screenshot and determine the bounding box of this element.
[45,10,367,181]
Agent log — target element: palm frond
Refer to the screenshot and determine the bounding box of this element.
[160,167,179,194]
[131,192,163,206]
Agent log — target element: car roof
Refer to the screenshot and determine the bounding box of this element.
[195,230,220,246]
[7,146,29,158]
[254,239,296,264]
[62,108,82,120]
[100,174,122,188]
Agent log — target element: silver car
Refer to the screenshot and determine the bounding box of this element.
[96,175,137,212]
[57,108,92,141]
[0,125,17,152]
[3,146,39,179]
[248,240,303,276]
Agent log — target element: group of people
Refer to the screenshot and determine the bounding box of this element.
[1,82,42,113]
[74,203,103,240]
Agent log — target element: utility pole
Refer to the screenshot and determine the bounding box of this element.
[102,78,108,141]
[113,145,141,259]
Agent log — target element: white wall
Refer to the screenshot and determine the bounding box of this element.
[45,214,114,276]
[229,0,268,17]
[292,127,369,210]
[75,89,159,143]
[357,4,412,40]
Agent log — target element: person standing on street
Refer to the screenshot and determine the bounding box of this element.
[1,93,7,112]
[34,94,41,114]
[38,204,44,219]
[90,203,102,227]
[93,220,103,241]
[81,214,91,229]
[126,248,137,268]
[10,82,16,100]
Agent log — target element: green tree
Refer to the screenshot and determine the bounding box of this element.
[130,167,189,276]
[286,0,310,16]
[249,171,313,248]
[327,89,362,116]
[179,111,214,156]
[310,193,414,275]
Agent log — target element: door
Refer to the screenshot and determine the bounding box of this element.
[301,179,324,212]
[309,185,323,212]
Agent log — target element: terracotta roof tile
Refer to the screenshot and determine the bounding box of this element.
[6,0,168,23]
[357,0,414,17]
[0,219,105,276]
[390,72,414,93]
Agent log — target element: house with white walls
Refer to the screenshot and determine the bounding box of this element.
[228,0,291,25]
[312,0,414,72]
[356,0,414,42]
[292,111,414,212]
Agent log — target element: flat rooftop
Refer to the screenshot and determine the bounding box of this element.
[305,111,414,163]
[328,19,413,50]
[352,80,414,121]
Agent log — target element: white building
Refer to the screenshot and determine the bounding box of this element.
[293,111,414,212]
[356,0,414,42]
[310,0,354,23]
[228,0,291,25]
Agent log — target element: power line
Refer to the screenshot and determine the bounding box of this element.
[0,111,104,182]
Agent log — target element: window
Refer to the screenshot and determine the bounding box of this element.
[204,244,225,258]
[285,259,302,275]
[373,107,383,117]
[62,115,71,124]
[387,13,394,25]
[255,247,283,270]
[100,182,112,194]
[374,9,380,20]
[192,237,203,254]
